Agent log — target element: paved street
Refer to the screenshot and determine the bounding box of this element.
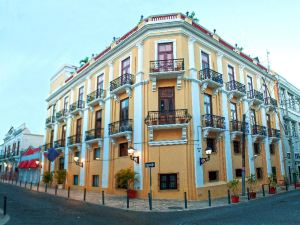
[0,183,300,225]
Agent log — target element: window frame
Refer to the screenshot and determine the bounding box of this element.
[93,148,101,160]
[159,173,178,190]
[119,142,128,157]
[208,171,219,182]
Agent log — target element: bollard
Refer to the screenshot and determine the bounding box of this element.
[126,190,129,209]
[285,182,288,191]
[208,190,211,207]
[55,185,58,195]
[19,181,21,187]
[30,182,32,190]
[25,182,27,189]
[227,189,231,204]
[184,192,187,209]
[68,187,70,199]
[102,190,105,205]
[45,183,48,193]
[3,196,7,216]
[262,185,265,197]
[247,188,250,200]
[83,188,86,201]
[148,193,152,211]
[37,182,39,192]
[295,182,297,189]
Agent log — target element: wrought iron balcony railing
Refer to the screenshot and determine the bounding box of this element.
[87,89,105,104]
[264,97,277,107]
[145,109,191,125]
[109,119,133,135]
[268,128,280,138]
[46,116,55,125]
[247,89,264,102]
[149,58,184,73]
[110,73,134,92]
[202,114,225,129]
[85,128,103,141]
[70,100,85,112]
[252,124,267,136]
[226,80,246,93]
[67,134,82,146]
[230,120,249,133]
[54,139,65,148]
[199,68,223,85]
[56,109,68,119]
[42,143,54,151]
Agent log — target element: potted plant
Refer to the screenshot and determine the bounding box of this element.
[247,174,257,199]
[43,171,53,185]
[268,174,277,194]
[227,178,240,203]
[115,168,138,198]
[54,170,67,189]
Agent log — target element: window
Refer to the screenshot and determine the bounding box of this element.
[120,98,129,121]
[207,138,216,153]
[250,109,256,125]
[159,87,175,112]
[291,122,297,137]
[270,144,275,155]
[254,143,260,155]
[119,143,128,157]
[92,175,99,187]
[158,42,173,61]
[59,157,64,170]
[17,141,20,155]
[61,125,66,142]
[52,104,56,118]
[78,86,84,106]
[279,88,285,105]
[272,167,277,176]
[50,129,54,145]
[288,93,294,109]
[64,96,69,112]
[73,175,79,185]
[263,83,268,99]
[235,169,242,178]
[233,141,240,154]
[74,151,80,158]
[93,148,100,160]
[256,168,263,180]
[201,51,210,69]
[97,74,104,91]
[247,76,253,92]
[267,114,271,131]
[208,171,219,182]
[295,153,300,160]
[95,110,102,130]
[204,94,212,115]
[287,152,291,159]
[228,65,235,82]
[159,173,177,190]
[283,119,289,135]
[121,57,131,75]
[230,102,237,121]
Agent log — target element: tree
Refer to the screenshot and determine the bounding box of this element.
[79,57,89,67]
[186,11,199,23]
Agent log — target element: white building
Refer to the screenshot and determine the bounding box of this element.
[0,123,44,180]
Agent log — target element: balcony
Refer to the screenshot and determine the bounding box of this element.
[56,109,69,122]
[252,124,267,143]
[230,120,249,139]
[67,134,82,148]
[54,139,65,150]
[226,80,246,102]
[85,128,103,147]
[110,74,134,101]
[202,114,225,138]
[69,100,85,116]
[45,116,56,127]
[109,120,133,142]
[145,109,191,146]
[149,58,185,91]
[265,97,277,112]
[199,68,223,94]
[268,128,281,143]
[247,89,264,107]
[41,143,53,151]
[87,89,106,108]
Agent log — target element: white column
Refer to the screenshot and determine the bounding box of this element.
[102,62,113,188]
[218,52,233,181]
[133,42,144,190]
[189,38,203,187]
[275,114,285,176]
[80,78,91,186]
[261,107,272,175]
[51,121,58,172]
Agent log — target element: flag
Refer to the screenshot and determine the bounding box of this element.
[47,148,60,162]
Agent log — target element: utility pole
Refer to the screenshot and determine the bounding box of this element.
[242,113,246,196]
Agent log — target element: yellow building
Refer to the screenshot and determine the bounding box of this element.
[43,13,284,200]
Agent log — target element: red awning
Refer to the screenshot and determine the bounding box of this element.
[18,161,27,168]
[29,159,39,169]
[23,160,30,168]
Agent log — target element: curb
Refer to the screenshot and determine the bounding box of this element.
[0,209,10,225]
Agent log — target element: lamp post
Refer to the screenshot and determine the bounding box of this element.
[200,146,212,166]
[73,156,83,167]
[128,146,139,164]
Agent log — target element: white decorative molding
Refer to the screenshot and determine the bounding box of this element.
[149,140,187,146]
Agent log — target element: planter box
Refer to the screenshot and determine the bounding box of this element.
[127,189,137,199]
[269,187,276,194]
[249,191,256,199]
[231,195,239,203]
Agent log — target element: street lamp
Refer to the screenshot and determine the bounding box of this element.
[73,156,83,167]
[200,146,212,166]
[3,162,7,168]
[128,146,139,164]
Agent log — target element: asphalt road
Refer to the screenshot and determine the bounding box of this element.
[0,183,299,225]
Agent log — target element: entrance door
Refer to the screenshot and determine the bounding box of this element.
[158,42,173,71]
[159,87,175,124]
[204,94,213,126]
[76,118,82,143]
[95,110,102,138]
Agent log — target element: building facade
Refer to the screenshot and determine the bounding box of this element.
[0,124,44,180]
[276,74,300,183]
[43,13,285,200]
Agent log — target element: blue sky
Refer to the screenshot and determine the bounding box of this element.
[0,0,299,143]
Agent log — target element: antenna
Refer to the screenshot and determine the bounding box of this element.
[266,50,270,72]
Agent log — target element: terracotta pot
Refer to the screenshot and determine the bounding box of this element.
[127,189,137,199]
[231,195,239,203]
[249,191,256,199]
[269,187,276,194]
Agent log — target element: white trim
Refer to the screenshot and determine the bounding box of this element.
[154,39,176,61]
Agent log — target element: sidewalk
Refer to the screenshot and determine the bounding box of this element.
[0,180,297,212]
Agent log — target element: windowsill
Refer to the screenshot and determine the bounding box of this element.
[158,189,179,192]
